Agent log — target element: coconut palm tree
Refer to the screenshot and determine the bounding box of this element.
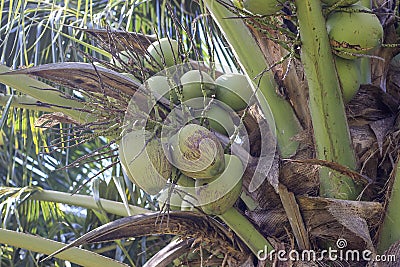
[1,0,400,266]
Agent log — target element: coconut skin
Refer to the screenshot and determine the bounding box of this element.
[180,193,198,211]
[157,176,197,211]
[158,188,182,211]
[203,104,235,136]
[147,38,179,67]
[115,51,130,68]
[326,5,383,59]
[195,154,243,215]
[243,0,282,16]
[215,73,253,111]
[119,131,171,195]
[145,76,178,103]
[169,124,225,179]
[334,56,361,103]
[321,0,358,6]
[180,70,215,108]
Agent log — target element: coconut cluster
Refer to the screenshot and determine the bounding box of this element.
[141,46,255,136]
[323,4,383,103]
[118,42,255,214]
[158,144,245,216]
[119,124,245,215]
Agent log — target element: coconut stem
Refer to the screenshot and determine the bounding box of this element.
[295,0,360,199]
[358,0,372,84]
[204,0,301,157]
[218,207,273,264]
[377,156,400,253]
[0,228,128,267]
[0,94,57,112]
[31,188,150,217]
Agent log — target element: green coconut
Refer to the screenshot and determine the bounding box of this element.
[158,188,183,211]
[326,5,383,59]
[179,185,197,211]
[114,50,144,69]
[203,104,235,136]
[243,0,282,16]
[321,0,358,6]
[147,38,179,67]
[119,131,171,195]
[176,173,196,187]
[115,51,130,68]
[145,76,178,103]
[180,193,198,211]
[169,124,225,179]
[215,73,253,111]
[180,70,215,108]
[195,154,243,215]
[120,72,140,83]
[334,56,361,103]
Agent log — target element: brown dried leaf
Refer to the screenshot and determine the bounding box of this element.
[5,63,141,98]
[42,212,248,265]
[346,85,397,126]
[379,240,400,267]
[82,29,156,53]
[328,202,374,251]
[245,208,288,237]
[280,147,319,200]
[350,125,376,156]
[278,184,310,250]
[283,158,371,185]
[293,261,319,267]
[369,116,396,155]
[143,238,193,267]
[34,112,80,128]
[298,197,382,250]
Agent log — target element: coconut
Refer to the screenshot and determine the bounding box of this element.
[195,154,243,215]
[321,0,358,6]
[203,104,236,136]
[169,124,225,179]
[215,73,253,111]
[158,178,196,211]
[243,0,282,16]
[158,188,183,211]
[119,130,171,195]
[115,51,130,68]
[180,193,199,211]
[326,5,383,59]
[176,173,196,187]
[147,38,179,67]
[145,76,178,103]
[180,70,215,108]
[334,56,361,103]
[178,185,198,211]
[120,72,140,83]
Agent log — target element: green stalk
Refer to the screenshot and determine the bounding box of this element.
[204,0,301,157]
[377,157,400,253]
[218,207,273,262]
[0,94,55,112]
[31,189,150,217]
[359,0,371,84]
[0,228,128,267]
[295,0,360,199]
[359,53,371,84]
[0,65,93,123]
